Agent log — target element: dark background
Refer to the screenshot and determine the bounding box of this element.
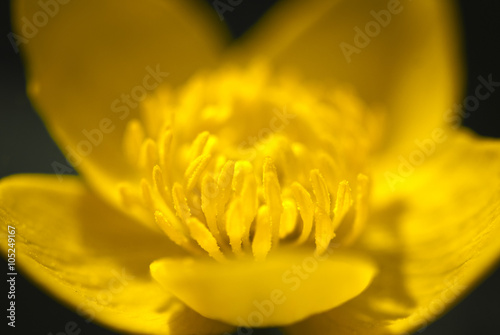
[1,1,499,334]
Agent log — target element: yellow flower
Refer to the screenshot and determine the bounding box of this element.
[2,0,500,334]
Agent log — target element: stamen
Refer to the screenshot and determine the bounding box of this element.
[233,161,257,249]
[139,138,159,175]
[186,217,226,262]
[226,198,245,257]
[123,119,145,165]
[140,94,168,139]
[201,175,222,242]
[263,157,283,248]
[310,169,331,215]
[343,174,370,245]
[232,161,249,194]
[332,180,353,231]
[118,63,378,261]
[252,206,272,261]
[185,154,212,191]
[319,153,340,191]
[158,129,173,183]
[189,131,211,162]
[155,211,202,256]
[215,160,235,237]
[141,178,154,210]
[291,182,314,245]
[314,207,335,256]
[172,183,191,223]
[279,199,298,239]
[233,162,258,216]
[153,165,172,205]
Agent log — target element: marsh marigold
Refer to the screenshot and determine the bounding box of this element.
[2,0,500,334]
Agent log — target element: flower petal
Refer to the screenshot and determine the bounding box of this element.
[150,248,377,327]
[284,130,500,335]
[0,175,233,335]
[234,0,463,154]
[13,0,229,214]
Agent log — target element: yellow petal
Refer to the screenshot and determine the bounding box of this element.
[234,0,463,155]
[285,130,500,335]
[0,175,232,335]
[151,248,377,327]
[13,0,229,216]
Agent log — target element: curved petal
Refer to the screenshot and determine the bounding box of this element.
[232,0,464,155]
[151,249,377,327]
[13,0,229,214]
[283,130,500,335]
[0,175,233,335]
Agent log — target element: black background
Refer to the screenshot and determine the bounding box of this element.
[1,1,500,334]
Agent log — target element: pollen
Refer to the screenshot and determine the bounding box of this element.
[117,62,383,261]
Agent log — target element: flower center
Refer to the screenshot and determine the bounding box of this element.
[117,62,382,261]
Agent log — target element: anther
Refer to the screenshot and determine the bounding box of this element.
[263,157,283,248]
